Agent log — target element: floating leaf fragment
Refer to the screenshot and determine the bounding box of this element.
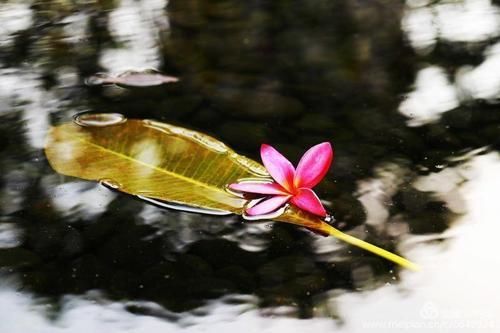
[85,69,179,87]
[44,114,419,271]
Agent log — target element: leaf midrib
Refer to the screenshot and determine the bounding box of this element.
[77,136,231,195]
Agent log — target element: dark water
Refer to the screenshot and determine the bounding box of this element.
[1,0,500,332]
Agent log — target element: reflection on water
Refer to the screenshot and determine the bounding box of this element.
[137,195,233,216]
[100,0,168,72]
[1,0,500,331]
[457,42,500,99]
[399,66,459,126]
[400,0,500,125]
[403,0,500,49]
[0,288,338,333]
[47,181,117,220]
[336,153,500,333]
[0,2,31,48]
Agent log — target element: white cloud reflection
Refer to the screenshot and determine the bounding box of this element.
[456,42,500,99]
[0,223,22,249]
[402,6,436,51]
[399,66,459,126]
[45,180,117,221]
[100,0,169,72]
[0,68,52,149]
[401,0,500,124]
[334,152,500,332]
[0,2,32,47]
[403,0,500,50]
[61,13,89,45]
[0,288,336,333]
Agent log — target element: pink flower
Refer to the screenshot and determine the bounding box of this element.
[229,142,333,218]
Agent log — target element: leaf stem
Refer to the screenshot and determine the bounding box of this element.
[321,224,420,271]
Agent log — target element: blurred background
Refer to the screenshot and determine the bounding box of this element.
[1,0,500,332]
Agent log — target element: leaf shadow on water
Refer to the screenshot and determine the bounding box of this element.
[0,0,500,324]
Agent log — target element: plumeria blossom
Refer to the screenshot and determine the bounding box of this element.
[229,142,333,218]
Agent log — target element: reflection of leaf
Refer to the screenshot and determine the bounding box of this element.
[45,116,418,270]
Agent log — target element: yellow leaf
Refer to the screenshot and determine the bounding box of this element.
[45,114,419,271]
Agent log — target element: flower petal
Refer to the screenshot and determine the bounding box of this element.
[294,142,333,189]
[290,188,327,217]
[246,195,291,216]
[260,144,295,191]
[229,182,287,195]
